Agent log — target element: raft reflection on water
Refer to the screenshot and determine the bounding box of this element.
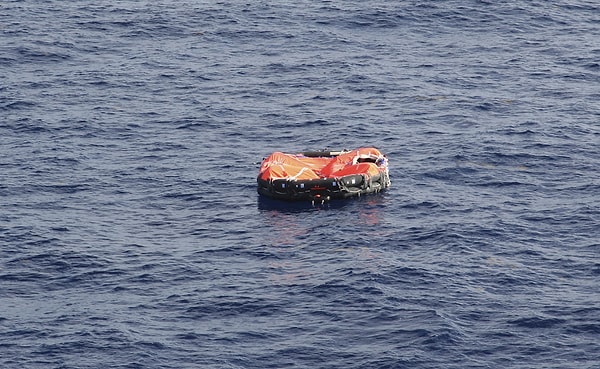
[257,194,389,285]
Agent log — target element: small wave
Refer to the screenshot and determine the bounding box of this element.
[15,46,72,63]
[509,316,566,329]
[1,100,36,111]
[31,184,90,194]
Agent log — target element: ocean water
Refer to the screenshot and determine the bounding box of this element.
[1,1,599,368]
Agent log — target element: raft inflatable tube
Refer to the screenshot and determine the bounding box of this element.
[257,147,390,202]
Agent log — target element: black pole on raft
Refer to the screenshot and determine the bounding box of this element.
[299,150,348,157]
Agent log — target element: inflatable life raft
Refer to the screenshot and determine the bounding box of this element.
[257,147,390,202]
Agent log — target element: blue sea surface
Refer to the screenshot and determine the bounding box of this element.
[1,1,599,368]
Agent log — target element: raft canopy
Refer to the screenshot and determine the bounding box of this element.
[257,147,390,202]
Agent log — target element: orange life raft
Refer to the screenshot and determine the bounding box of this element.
[257,147,390,202]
